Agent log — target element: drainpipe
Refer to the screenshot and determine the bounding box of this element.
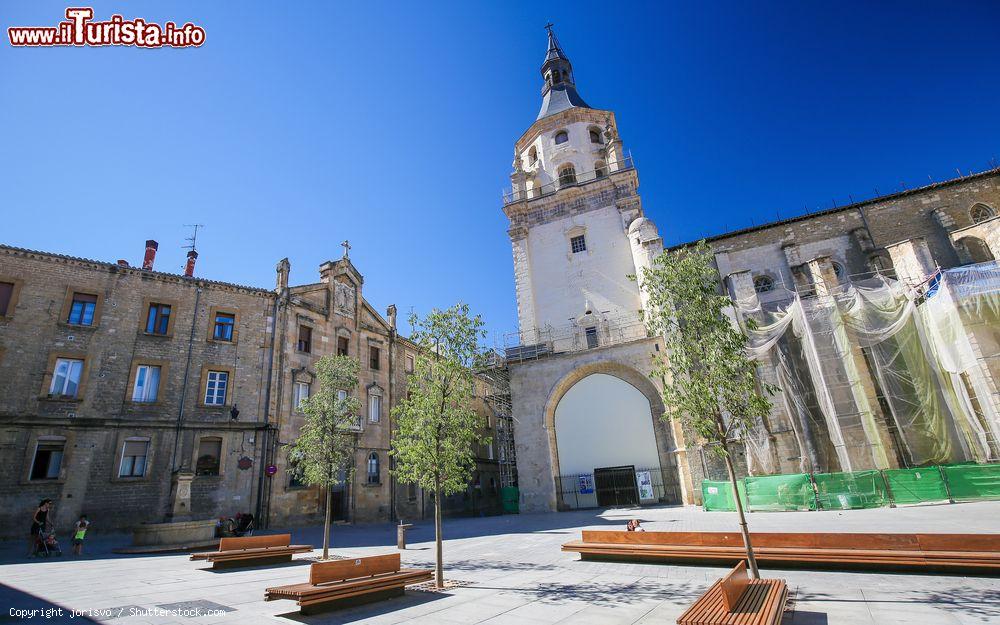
[387,306,397,523]
[169,287,202,495]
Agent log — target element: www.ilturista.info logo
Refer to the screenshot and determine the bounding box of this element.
[8,7,205,48]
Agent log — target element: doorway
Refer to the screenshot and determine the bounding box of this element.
[594,465,638,507]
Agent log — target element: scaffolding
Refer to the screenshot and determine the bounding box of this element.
[479,349,518,488]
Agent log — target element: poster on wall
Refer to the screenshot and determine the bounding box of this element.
[578,474,595,494]
[636,470,655,502]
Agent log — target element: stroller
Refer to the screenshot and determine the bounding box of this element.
[34,523,62,557]
[219,512,254,538]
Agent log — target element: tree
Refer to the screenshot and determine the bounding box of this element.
[390,303,490,588]
[287,355,361,560]
[635,241,776,579]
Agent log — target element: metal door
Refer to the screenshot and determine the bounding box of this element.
[593,465,638,507]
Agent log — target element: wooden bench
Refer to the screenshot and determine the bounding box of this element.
[264,553,433,614]
[190,534,313,569]
[562,531,1000,573]
[677,561,787,625]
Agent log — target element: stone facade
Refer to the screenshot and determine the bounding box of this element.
[0,243,505,538]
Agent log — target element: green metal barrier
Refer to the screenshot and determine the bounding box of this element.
[744,473,815,511]
[942,464,1000,501]
[883,467,949,505]
[813,470,887,510]
[701,479,747,512]
[500,486,520,513]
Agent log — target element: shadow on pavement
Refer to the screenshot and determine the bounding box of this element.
[0,583,99,624]
[273,589,448,624]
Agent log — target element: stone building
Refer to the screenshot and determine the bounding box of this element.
[0,240,506,537]
[502,28,691,513]
[0,242,272,535]
[501,28,1000,511]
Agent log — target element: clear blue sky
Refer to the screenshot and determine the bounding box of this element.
[3,1,998,338]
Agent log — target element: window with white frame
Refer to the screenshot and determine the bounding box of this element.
[49,358,84,398]
[132,365,161,403]
[30,438,65,480]
[293,381,310,410]
[369,392,382,423]
[405,354,414,373]
[119,438,149,477]
[204,371,229,405]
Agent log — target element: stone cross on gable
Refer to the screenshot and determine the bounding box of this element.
[341,240,351,259]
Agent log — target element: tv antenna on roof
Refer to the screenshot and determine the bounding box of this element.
[183,224,205,252]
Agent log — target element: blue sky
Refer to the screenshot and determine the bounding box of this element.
[2,1,999,338]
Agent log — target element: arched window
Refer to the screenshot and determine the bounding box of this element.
[594,161,607,178]
[527,146,537,165]
[589,129,603,144]
[554,130,569,145]
[971,203,996,224]
[753,275,774,293]
[558,164,577,186]
[366,452,380,484]
[832,262,845,279]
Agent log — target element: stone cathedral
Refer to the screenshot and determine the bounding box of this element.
[502,28,1000,512]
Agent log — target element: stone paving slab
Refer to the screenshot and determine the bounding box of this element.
[2,502,1000,624]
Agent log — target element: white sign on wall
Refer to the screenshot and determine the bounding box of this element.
[636,470,655,502]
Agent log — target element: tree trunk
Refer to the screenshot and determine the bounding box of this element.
[322,483,332,560]
[722,445,760,579]
[434,480,444,588]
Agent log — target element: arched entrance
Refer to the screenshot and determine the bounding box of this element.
[542,360,679,509]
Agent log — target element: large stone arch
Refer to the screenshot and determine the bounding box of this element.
[540,359,680,506]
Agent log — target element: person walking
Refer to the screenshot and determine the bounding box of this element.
[72,515,90,556]
[28,499,52,556]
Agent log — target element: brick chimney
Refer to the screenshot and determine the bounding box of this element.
[142,240,159,271]
[184,250,198,277]
[117,259,129,267]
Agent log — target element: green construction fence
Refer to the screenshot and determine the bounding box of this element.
[701,462,1000,512]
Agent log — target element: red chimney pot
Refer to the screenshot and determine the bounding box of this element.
[184,250,199,277]
[142,240,159,271]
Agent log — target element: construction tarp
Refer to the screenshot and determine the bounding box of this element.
[702,479,747,512]
[943,464,1000,501]
[744,473,815,511]
[813,470,887,509]
[883,467,949,504]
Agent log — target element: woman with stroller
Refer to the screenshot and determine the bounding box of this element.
[28,499,51,556]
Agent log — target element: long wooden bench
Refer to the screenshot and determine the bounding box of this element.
[677,561,787,625]
[562,531,1000,573]
[190,534,313,569]
[265,553,433,614]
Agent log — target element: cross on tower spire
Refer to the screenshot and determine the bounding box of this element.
[341,240,351,259]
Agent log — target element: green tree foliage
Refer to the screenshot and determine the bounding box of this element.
[390,303,490,587]
[287,354,361,560]
[635,241,777,578]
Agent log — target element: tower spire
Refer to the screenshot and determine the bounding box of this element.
[536,24,592,120]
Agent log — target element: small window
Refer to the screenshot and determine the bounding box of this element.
[832,262,845,279]
[369,393,381,423]
[366,452,380,484]
[0,282,14,317]
[297,325,312,353]
[119,439,149,477]
[145,303,171,335]
[585,326,599,349]
[337,389,348,402]
[30,439,65,480]
[589,129,602,144]
[971,203,996,224]
[554,130,568,145]
[67,292,97,326]
[528,146,538,165]
[204,370,229,405]
[558,164,577,186]
[570,235,587,254]
[293,381,310,410]
[196,438,221,476]
[753,275,774,293]
[405,354,414,373]
[337,336,349,356]
[132,365,161,403]
[49,358,84,398]
[369,346,380,370]
[213,313,235,341]
[594,161,607,178]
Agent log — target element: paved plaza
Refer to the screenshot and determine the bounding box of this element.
[2,502,999,625]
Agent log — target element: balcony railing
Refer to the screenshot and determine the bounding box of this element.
[503,155,634,205]
[503,312,652,362]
